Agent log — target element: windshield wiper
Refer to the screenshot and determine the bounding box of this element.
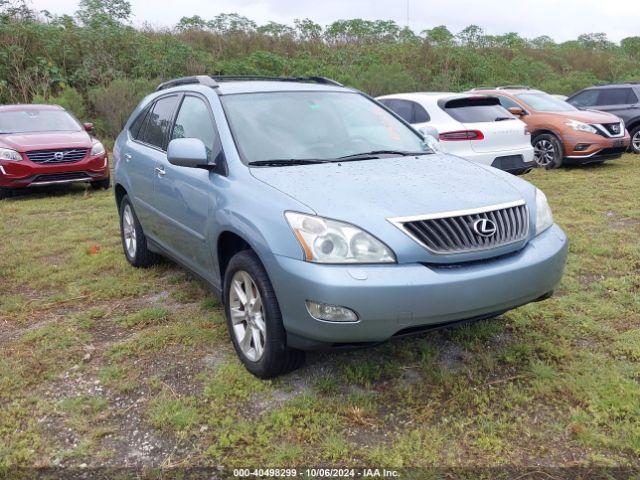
[495,117,515,122]
[336,150,427,161]
[248,159,332,166]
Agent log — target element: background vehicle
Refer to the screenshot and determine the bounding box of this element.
[0,104,109,198]
[567,83,640,154]
[114,75,567,379]
[472,87,631,168]
[376,92,535,175]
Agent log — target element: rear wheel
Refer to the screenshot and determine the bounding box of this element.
[630,126,640,154]
[0,188,11,200]
[224,250,305,379]
[533,134,563,169]
[119,195,159,268]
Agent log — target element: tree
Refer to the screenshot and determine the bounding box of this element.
[208,13,256,34]
[294,18,322,41]
[456,25,485,47]
[577,33,614,50]
[423,25,453,46]
[621,36,640,58]
[76,0,131,26]
[257,21,295,38]
[175,15,208,32]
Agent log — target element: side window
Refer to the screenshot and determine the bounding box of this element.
[413,102,430,123]
[130,106,150,140]
[171,96,219,162]
[497,95,522,110]
[141,95,179,149]
[385,99,415,123]
[569,90,599,107]
[628,89,639,104]
[597,88,634,106]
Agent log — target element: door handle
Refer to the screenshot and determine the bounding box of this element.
[123,153,132,162]
[155,166,166,177]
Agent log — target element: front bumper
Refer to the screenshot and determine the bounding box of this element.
[0,153,109,188]
[267,224,568,346]
[563,132,630,164]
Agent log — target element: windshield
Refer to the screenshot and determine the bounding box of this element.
[0,109,82,134]
[221,91,428,164]
[516,93,578,112]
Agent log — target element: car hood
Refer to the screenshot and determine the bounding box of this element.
[546,109,621,124]
[0,131,92,152]
[250,154,529,221]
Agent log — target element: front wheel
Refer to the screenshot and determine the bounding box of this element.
[0,188,12,200]
[630,126,640,154]
[224,250,304,379]
[91,176,111,190]
[533,134,563,169]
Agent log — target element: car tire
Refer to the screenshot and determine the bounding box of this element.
[119,194,159,268]
[533,134,563,169]
[0,188,12,200]
[91,176,111,190]
[224,249,305,379]
[630,125,640,154]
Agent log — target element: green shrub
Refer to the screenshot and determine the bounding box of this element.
[32,87,87,120]
[87,78,156,138]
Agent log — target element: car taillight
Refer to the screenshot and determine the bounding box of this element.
[439,130,485,141]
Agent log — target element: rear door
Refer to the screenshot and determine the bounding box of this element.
[125,95,180,232]
[441,97,528,153]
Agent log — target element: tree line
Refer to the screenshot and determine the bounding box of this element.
[1,0,639,138]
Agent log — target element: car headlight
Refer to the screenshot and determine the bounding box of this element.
[565,119,597,134]
[535,188,554,235]
[285,212,396,264]
[0,148,22,161]
[91,141,105,156]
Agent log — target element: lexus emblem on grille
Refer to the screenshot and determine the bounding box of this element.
[53,151,65,161]
[472,218,497,237]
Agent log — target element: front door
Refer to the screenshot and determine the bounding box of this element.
[153,94,223,276]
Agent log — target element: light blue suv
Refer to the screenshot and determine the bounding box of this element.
[113,76,568,378]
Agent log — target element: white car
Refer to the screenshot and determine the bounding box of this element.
[376,92,535,174]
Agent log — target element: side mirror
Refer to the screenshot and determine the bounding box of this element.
[418,126,442,152]
[507,107,526,117]
[167,138,213,169]
[83,122,94,132]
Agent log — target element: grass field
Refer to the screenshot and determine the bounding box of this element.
[1,155,639,471]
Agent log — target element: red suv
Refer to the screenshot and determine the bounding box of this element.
[0,104,110,198]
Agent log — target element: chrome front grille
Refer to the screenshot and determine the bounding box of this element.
[390,201,529,254]
[593,122,624,138]
[26,148,88,164]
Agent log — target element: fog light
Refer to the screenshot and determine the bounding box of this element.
[306,300,359,323]
[574,143,590,152]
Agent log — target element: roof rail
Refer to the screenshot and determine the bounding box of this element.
[469,86,495,92]
[156,75,218,91]
[211,75,343,86]
[496,85,531,90]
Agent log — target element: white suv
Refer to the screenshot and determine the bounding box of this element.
[377,92,535,175]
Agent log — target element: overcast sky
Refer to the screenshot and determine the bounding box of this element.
[27,0,639,43]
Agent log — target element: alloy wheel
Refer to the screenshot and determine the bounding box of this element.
[534,139,556,167]
[633,130,640,153]
[229,270,267,362]
[122,204,137,258]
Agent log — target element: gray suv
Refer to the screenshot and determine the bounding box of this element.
[567,83,640,154]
